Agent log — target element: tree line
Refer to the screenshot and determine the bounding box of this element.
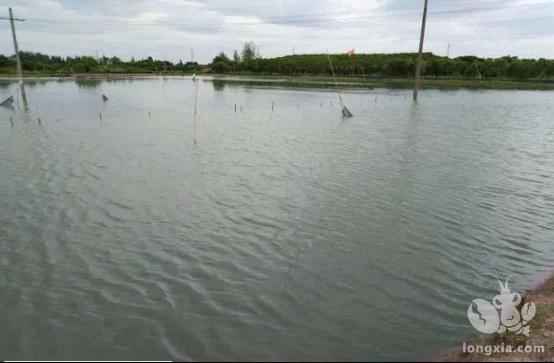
[0,52,199,74]
[212,43,554,80]
[2,45,554,80]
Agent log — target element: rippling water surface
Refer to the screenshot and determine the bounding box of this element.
[1,78,554,361]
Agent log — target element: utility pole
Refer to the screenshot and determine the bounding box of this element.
[413,0,429,103]
[447,43,451,58]
[0,8,25,81]
[1,8,27,110]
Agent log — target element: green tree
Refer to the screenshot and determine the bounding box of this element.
[233,50,241,63]
[213,52,231,64]
[211,52,233,73]
[242,42,257,63]
[212,61,231,73]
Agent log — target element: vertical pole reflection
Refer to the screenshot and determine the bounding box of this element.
[193,77,199,145]
[20,81,29,112]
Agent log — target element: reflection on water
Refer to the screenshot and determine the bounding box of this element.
[192,78,200,145]
[212,80,226,92]
[1,79,554,361]
[20,82,29,112]
[76,79,102,89]
[21,79,49,88]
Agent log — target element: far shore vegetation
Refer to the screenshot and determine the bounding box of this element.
[2,42,554,90]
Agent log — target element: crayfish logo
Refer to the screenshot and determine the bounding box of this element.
[467,279,536,336]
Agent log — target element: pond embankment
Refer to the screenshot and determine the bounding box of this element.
[2,73,554,90]
[437,275,554,362]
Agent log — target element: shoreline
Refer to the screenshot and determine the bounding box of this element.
[436,274,554,362]
[0,73,188,81]
[209,75,554,91]
[1,73,554,90]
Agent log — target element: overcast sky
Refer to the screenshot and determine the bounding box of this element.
[0,0,553,63]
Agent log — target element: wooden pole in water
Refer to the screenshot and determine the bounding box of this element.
[413,0,429,103]
[327,53,353,117]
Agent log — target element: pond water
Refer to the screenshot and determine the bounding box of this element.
[1,77,554,361]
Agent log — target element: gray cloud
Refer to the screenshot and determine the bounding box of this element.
[0,0,553,63]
